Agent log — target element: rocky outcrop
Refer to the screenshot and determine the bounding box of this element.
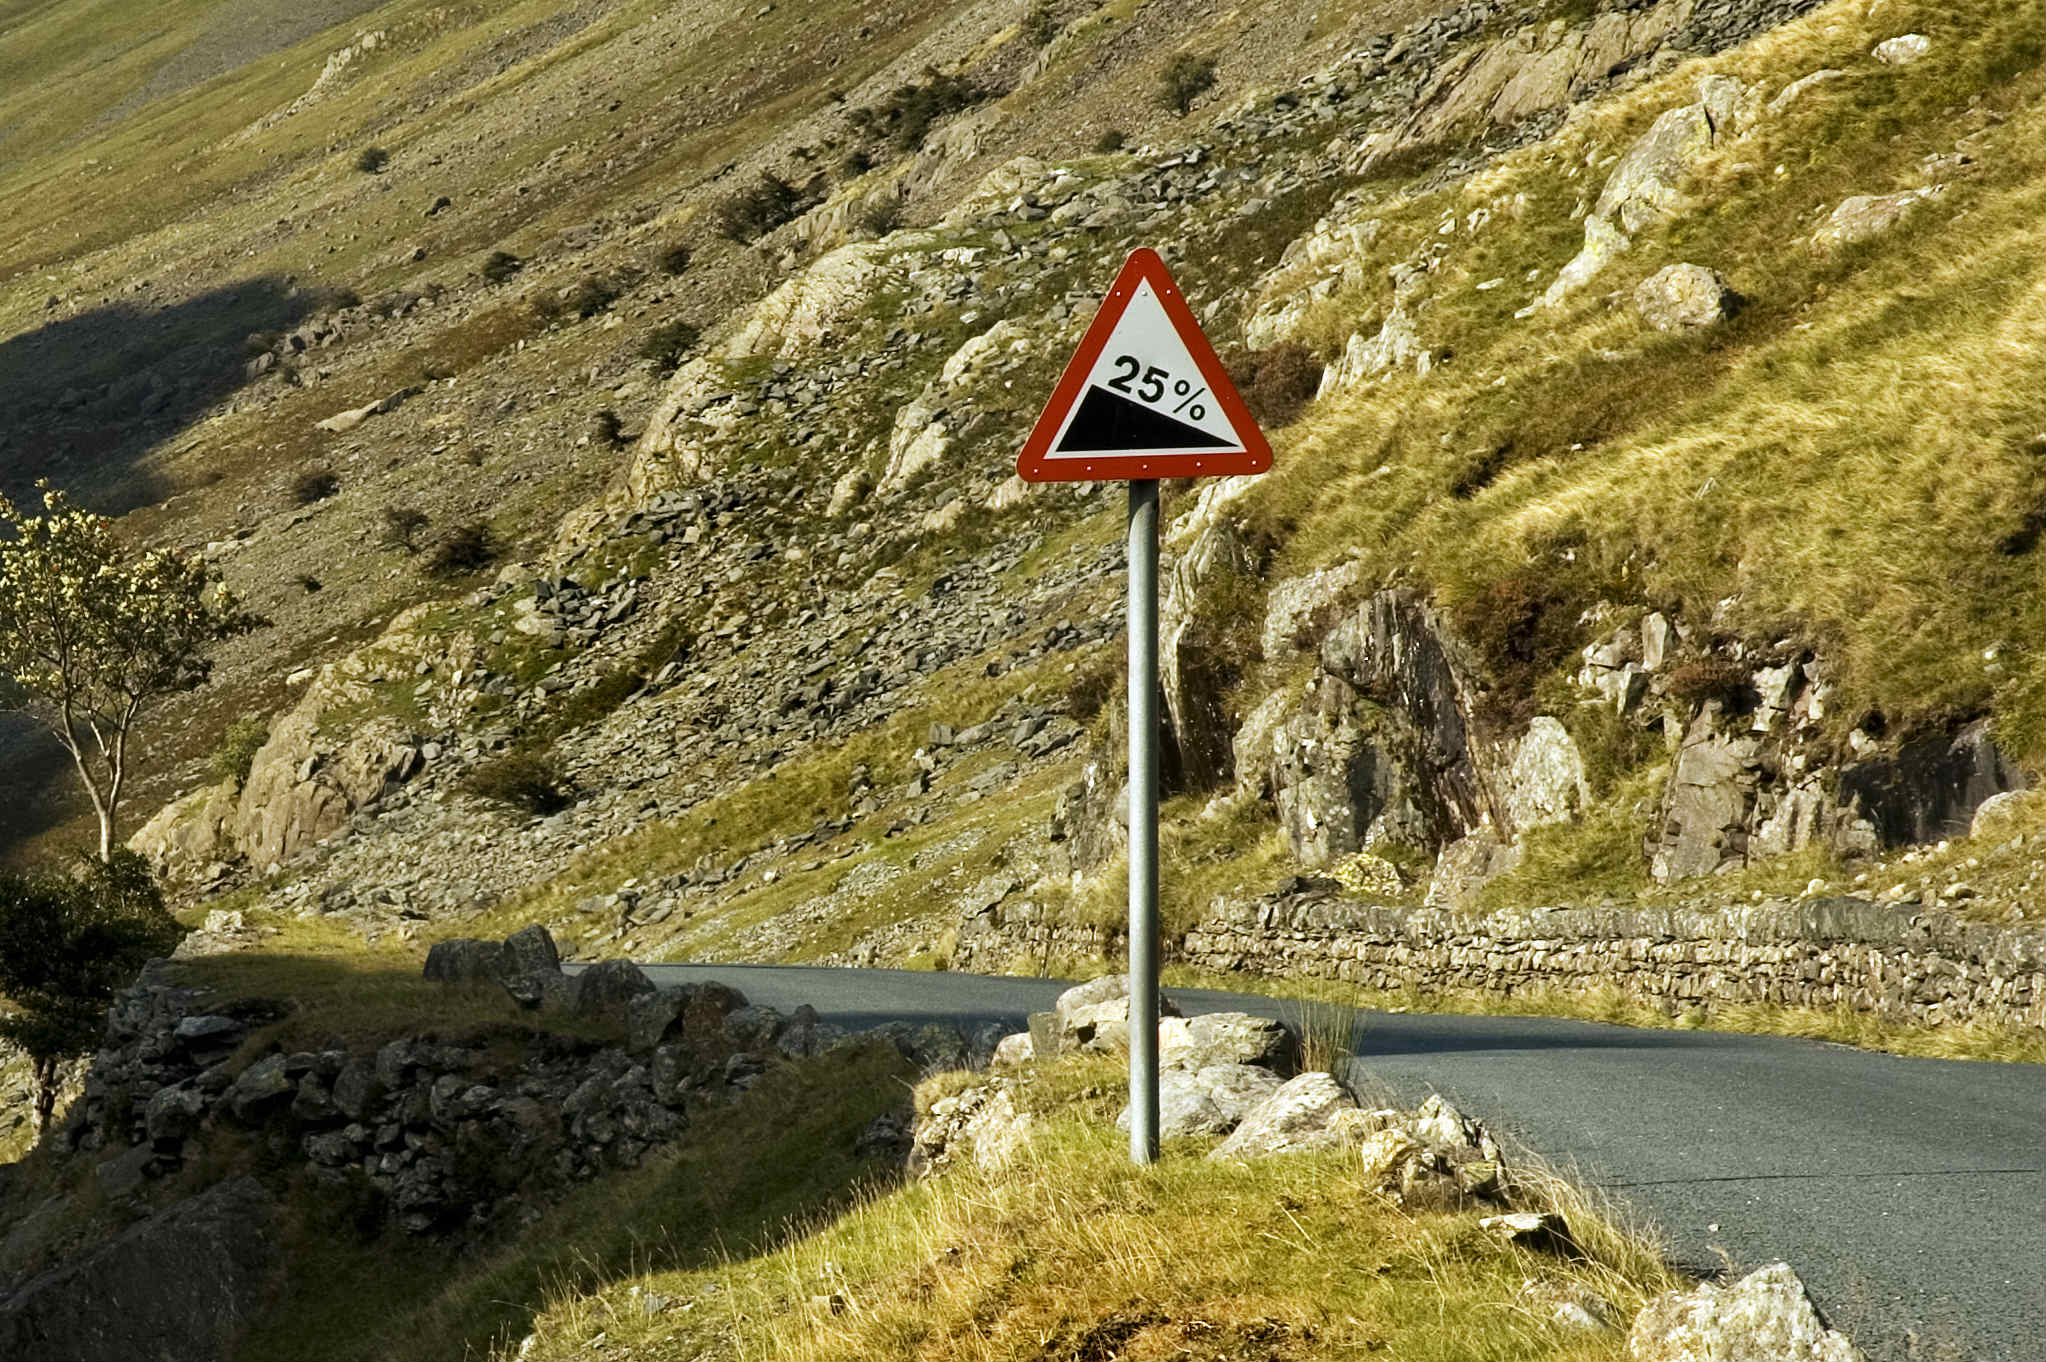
[1234,589,1523,870]
[1627,1262,1863,1362]
[0,1176,280,1362]
[229,603,475,870]
[1539,75,1755,308]
[127,780,240,884]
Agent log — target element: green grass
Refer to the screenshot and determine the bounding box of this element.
[1234,0,2046,762]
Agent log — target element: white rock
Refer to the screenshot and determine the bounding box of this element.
[1872,34,1930,65]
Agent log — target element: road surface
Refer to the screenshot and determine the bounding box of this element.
[632,961,2045,1361]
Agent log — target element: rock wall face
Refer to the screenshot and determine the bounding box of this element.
[957,882,2045,1029]
[0,1176,279,1362]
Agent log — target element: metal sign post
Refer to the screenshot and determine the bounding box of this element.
[1126,478,1161,1165]
[1015,248,1271,1166]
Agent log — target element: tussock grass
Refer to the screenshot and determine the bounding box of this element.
[1166,968,2046,1065]
[513,1058,1681,1362]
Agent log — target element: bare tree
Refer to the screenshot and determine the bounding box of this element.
[0,483,258,859]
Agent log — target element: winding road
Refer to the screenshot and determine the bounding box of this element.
[634,962,2045,1361]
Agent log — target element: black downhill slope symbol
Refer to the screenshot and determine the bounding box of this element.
[1054,384,1236,453]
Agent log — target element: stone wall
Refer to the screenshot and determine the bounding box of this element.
[958,883,2046,1030]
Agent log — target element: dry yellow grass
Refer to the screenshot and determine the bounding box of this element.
[512,1054,1681,1362]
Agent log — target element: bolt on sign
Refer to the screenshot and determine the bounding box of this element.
[1017,248,1271,1166]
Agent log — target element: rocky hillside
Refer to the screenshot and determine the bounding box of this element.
[2,0,2038,980]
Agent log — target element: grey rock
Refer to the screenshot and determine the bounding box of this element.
[422,938,508,985]
[1160,1013,1299,1076]
[1811,189,1938,251]
[142,1086,207,1145]
[502,924,561,978]
[1872,34,1929,66]
[1209,1071,1360,1159]
[94,1144,155,1199]
[171,1016,242,1049]
[573,960,656,1018]
[226,1055,294,1122]
[0,1177,280,1362]
[1633,264,1742,331]
[1627,1262,1863,1361]
[627,986,692,1052]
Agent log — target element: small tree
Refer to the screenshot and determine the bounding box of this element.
[1159,54,1217,116]
[0,484,259,859]
[0,851,185,1135]
[379,504,430,552]
[356,145,390,174]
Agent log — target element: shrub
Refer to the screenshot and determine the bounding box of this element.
[427,521,498,576]
[656,243,693,276]
[210,716,269,788]
[1159,54,1216,116]
[291,466,340,505]
[356,146,390,173]
[379,505,429,551]
[465,750,573,815]
[1666,656,1757,713]
[481,250,523,284]
[529,289,567,325]
[568,276,619,320]
[848,68,986,152]
[639,319,701,372]
[1093,129,1127,154]
[1022,1,1059,46]
[858,196,903,238]
[715,171,805,242]
[1234,342,1322,428]
[841,147,874,178]
[590,409,625,447]
[1453,573,1586,724]
[0,851,184,1130]
[1065,654,1119,723]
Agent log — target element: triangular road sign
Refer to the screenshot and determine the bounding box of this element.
[1017,248,1272,482]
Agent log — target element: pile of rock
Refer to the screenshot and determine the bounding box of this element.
[51,931,978,1238]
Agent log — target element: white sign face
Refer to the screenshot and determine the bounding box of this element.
[1038,279,1249,459]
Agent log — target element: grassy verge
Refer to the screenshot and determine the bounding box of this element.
[512,1051,1680,1362]
[1162,968,2046,1065]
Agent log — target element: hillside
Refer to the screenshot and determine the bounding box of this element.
[2,0,2041,1036]
[2,2,2043,1356]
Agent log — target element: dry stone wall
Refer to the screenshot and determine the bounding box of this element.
[957,883,2045,1029]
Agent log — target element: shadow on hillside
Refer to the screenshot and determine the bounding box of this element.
[0,718,90,867]
[0,274,334,514]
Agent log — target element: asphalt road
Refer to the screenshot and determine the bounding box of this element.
[636,962,2044,1361]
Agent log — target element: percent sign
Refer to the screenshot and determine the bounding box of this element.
[1171,378,1207,422]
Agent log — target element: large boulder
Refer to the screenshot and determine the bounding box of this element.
[0,1177,280,1362]
[1048,975,1183,1054]
[1160,1013,1299,1076]
[1118,1063,1286,1138]
[1627,1262,1863,1361]
[1634,264,1742,331]
[128,780,239,880]
[1208,1072,1362,1160]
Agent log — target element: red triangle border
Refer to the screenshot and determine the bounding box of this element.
[1016,248,1273,483]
